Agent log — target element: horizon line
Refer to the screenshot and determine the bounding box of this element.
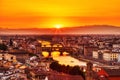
[0,24,119,29]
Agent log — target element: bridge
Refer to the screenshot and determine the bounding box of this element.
[41,47,74,56]
[35,43,77,56]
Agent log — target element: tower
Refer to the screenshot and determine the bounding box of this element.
[86,62,93,80]
[9,38,13,46]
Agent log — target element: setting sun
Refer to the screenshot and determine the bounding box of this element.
[55,24,62,29]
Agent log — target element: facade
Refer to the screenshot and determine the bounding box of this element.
[84,46,98,57]
[103,52,118,61]
[92,50,120,62]
[93,51,98,59]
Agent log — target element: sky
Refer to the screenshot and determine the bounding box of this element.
[0,0,120,29]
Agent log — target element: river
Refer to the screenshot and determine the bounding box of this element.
[53,56,87,67]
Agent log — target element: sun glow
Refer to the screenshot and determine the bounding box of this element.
[55,24,62,29]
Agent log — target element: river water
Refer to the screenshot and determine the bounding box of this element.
[53,56,87,67]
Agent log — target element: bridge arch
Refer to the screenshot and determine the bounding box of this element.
[51,51,60,57]
[42,51,49,57]
[42,51,69,57]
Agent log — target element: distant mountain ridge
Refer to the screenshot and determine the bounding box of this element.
[0,25,120,35]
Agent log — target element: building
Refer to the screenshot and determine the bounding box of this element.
[36,43,42,54]
[98,68,120,80]
[103,52,118,61]
[113,44,120,48]
[84,46,98,57]
[93,51,99,59]
[86,62,93,80]
[93,49,120,62]
[0,53,16,62]
[9,50,29,63]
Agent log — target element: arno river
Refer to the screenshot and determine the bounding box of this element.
[53,56,86,67]
[42,51,98,67]
[42,51,88,67]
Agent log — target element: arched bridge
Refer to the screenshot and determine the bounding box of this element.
[41,47,74,56]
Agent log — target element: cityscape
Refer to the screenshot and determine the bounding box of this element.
[1,0,120,80]
[0,34,120,80]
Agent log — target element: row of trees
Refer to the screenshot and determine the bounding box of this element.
[50,61,85,79]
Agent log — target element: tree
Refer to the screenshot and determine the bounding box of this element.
[69,66,80,75]
[0,44,8,51]
[50,62,85,79]
[50,61,59,70]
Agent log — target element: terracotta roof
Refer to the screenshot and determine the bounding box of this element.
[9,50,29,54]
[0,67,9,71]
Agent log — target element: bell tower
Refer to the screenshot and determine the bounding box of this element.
[86,62,93,80]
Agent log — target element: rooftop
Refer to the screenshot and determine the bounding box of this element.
[104,68,120,77]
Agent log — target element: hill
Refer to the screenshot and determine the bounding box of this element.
[0,25,120,35]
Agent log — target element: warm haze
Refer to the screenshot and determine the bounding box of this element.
[0,0,120,29]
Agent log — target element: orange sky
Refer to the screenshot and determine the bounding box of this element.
[0,0,120,29]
